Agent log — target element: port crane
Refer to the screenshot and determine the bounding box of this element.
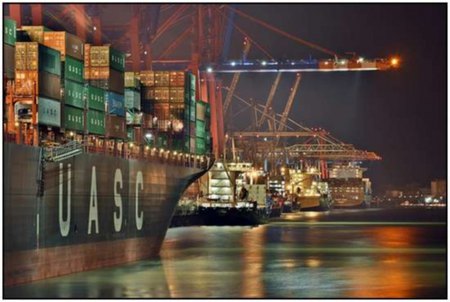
[6,4,399,161]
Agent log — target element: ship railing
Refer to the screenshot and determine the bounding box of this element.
[44,140,84,162]
[83,143,214,170]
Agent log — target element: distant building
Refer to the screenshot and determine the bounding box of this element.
[431,179,446,197]
[419,187,431,196]
[385,190,403,198]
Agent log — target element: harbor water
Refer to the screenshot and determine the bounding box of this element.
[4,208,447,299]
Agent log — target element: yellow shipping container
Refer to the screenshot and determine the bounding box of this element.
[84,43,91,67]
[169,71,185,87]
[15,42,38,70]
[154,71,170,87]
[140,70,154,86]
[169,87,184,103]
[84,66,110,80]
[154,87,170,102]
[90,46,110,67]
[21,26,45,43]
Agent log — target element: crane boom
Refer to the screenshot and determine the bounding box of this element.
[223,39,251,114]
[257,72,282,130]
[278,73,301,131]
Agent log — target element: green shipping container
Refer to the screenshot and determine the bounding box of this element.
[87,110,105,135]
[38,97,61,127]
[38,44,61,76]
[64,105,84,131]
[190,102,196,122]
[183,138,190,153]
[4,18,16,46]
[185,72,196,92]
[64,80,84,109]
[196,120,206,138]
[196,137,206,155]
[110,47,125,72]
[86,85,105,112]
[64,56,84,83]
[124,89,141,110]
[127,127,134,140]
[196,100,207,121]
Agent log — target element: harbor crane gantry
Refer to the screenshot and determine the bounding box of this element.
[6,3,400,160]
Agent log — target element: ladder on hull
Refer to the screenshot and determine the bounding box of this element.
[44,140,84,162]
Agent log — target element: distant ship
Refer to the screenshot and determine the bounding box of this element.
[287,168,332,211]
[327,163,372,208]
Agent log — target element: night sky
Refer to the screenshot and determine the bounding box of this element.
[221,4,447,193]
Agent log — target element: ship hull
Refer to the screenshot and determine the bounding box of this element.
[4,143,208,286]
[299,196,331,211]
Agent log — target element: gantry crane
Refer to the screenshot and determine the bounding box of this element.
[223,37,251,114]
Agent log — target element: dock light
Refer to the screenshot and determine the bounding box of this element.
[340,60,346,65]
[390,57,399,67]
[231,61,236,67]
[261,61,267,66]
[206,67,213,73]
[357,57,364,63]
[324,61,329,65]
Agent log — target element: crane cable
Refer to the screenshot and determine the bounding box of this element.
[226,5,339,58]
[214,6,274,60]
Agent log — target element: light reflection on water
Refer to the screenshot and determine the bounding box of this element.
[4,209,447,298]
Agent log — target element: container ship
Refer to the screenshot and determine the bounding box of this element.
[3,18,213,286]
[327,163,372,208]
[286,167,332,211]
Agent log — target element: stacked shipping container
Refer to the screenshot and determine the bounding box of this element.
[44,32,86,134]
[124,72,142,142]
[14,41,62,128]
[85,45,126,139]
[8,21,211,156]
[4,18,16,80]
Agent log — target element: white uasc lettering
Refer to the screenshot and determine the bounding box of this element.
[58,163,71,237]
[135,171,144,230]
[88,166,99,234]
[114,169,123,232]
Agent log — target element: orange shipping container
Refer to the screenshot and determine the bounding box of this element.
[169,87,184,103]
[169,71,185,87]
[139,70,154,86]
[105,115,126,139]
[154,103,170,119]
[142,113,154,129]
[14,70,61,100]
[84,43,91,67]
[154,71,170,86]
[84,66,110,79]
[43,31,84,61]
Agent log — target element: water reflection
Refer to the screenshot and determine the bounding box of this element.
[240,226,266,297]
[4,260,171,298]
[3,209,446,298]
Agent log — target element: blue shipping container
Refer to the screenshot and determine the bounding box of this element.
[105,91,125,117]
